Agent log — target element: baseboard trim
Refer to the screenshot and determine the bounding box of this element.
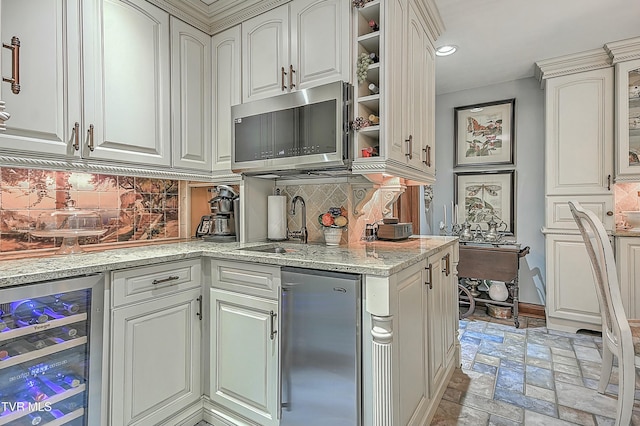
[518,302,545,319]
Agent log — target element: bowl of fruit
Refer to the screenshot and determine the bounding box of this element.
[319,207,348,246]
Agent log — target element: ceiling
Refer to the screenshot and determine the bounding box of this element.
[433,0,640,95]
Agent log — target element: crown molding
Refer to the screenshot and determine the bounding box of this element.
[412,0,445,44]
[534,48,611,87]
[605,36,640,64]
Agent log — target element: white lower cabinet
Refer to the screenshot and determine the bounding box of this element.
[209,288,279,426]
[545,233,602,332]
[110,260,203,426]
[616,237,640,318]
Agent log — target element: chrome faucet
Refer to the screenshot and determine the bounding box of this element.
[288,195,308,243]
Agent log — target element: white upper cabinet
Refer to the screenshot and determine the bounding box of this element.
[289,0,350,91]
[0,0,81,157]
[242,0,350,103]
[212,25,242,174]
[614,57,640,181]
[83,0,171,167]
[170,17,212,172]
[242,5,289,103]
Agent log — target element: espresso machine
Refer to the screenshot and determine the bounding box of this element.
[196,185,240,242]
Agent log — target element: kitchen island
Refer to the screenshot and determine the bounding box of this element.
[0,236,459,426]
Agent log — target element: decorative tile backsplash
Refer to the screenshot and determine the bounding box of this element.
[0,168,179,253]
[614,182,640,228]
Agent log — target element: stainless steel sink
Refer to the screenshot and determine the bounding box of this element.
[237,245,298,254]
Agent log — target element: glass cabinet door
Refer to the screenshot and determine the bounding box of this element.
[616,58,640,180]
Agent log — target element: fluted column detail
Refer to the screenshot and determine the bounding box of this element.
[371,314,393,426]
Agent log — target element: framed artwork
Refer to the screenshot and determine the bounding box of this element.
[454,98,515,167]
[454,170,515,234]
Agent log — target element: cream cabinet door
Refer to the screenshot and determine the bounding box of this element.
[289,0,350,91]
[242,5,289,103]
[406,2,427,172]
[111,288,202,426]
[170,17,212,172]
[545,233,602,332]
[426,252,446,397]
[616,237,640,318]
[212,25,242,173]
[210,289,279,426]
[544,67,614,196]
[0,0,81,157]
[83,0,171,166]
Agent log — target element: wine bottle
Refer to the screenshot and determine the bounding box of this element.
[368,83,379,94]
[54,371,81,388]
[368,114,380,124]
[2,339,38,357]
[0,309,15,331]
[21,377,48,402]
[369,52,379,63]
[44,294,82,316]
[368,19,379,32]
[10,300,49,325]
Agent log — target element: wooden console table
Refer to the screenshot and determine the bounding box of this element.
[457,242,530,328]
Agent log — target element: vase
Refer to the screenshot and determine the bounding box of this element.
[323,227,343,246]
[488,281,509,302]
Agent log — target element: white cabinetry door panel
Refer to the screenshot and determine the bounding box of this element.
[290,0,350,91]
[212,25,241,173]
[406,2,426,171]
[170,17,211,172]
[545,233,601,332]
[545,68,613,195]
[385,0,408,164]
[210,289,278,426]
[426,253,446,397]
[242,6,289,103]
[111,288,202,426]
[83,0,170,166]
[396,262,427,424]
[545,195,615,231]
[616,237,640,319]
[0,0,80,157]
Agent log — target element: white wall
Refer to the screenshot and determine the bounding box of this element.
[427,77,546,305]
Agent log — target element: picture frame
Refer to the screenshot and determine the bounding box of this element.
[454,99,515,167]
[454,170,515,235]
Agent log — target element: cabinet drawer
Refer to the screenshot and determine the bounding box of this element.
[112,259,201,307]
[212,260,280,299]
[545,195,614,231]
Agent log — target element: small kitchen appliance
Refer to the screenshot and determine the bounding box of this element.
[196,185,240,242]
[376,221,413,240]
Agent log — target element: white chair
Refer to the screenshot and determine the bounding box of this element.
[569,201,640,426]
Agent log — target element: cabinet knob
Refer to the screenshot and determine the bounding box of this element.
[607,211,614,216]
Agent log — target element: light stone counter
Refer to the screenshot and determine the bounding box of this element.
[0,236,458,287]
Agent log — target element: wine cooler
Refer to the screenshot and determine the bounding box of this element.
[0,275,104,426]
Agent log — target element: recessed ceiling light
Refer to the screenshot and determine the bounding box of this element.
[435,45,458,57]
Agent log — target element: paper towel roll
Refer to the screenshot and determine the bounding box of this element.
[268,195,287,240]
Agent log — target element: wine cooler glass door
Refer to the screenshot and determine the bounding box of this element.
[0,274,105,426]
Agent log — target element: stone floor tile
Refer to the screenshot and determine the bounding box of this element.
[554,371,584,386]
[580,359,605,380]
[496,367,524,393]
[526,365,555,390]
[574,345,603,363]
[552,362,582,377]
[473,362,498,376]
[442,387,463,404]
[555,380,618,418]
[476,353,501,367]
[552,353,579,367]
[430,399,491,425]
[558,405,596,425]
[594,414,616,425]
[550,347,578,358]
[526,342,552,361]
[572,339,598,349]
[526,357,553,370]
[461,391,525,423]
[488,415,522,426]
[466,329,505,343]
[503,331,527,342]
[523,410,578,425]
[525,384,556,403]
[494,387,558,417]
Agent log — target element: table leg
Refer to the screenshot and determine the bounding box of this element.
[512,277,520,328]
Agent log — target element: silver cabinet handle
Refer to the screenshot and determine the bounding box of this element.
[281,67,287,91]
[270,310,278,340]
[422,145,431,167]
[152,275,179,285]
[196,295,202,321]
[405,135,413,160]
[289,64,295,90]
[71,122,80,151]
[2,36,21,94]
[424,263,433,289]
[87,124,95,151]
[442,253,450,276]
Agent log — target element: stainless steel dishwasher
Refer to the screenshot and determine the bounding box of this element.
[280,267,361,426]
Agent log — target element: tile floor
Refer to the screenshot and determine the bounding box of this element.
[431,309,638,425]
[196,309,639,426]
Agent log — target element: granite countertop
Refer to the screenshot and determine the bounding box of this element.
[614,228,640,237]
[0,236,458,288]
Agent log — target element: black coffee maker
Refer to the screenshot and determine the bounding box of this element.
[196,185,240,242]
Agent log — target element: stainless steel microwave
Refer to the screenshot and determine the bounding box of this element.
[231,81,352,174]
